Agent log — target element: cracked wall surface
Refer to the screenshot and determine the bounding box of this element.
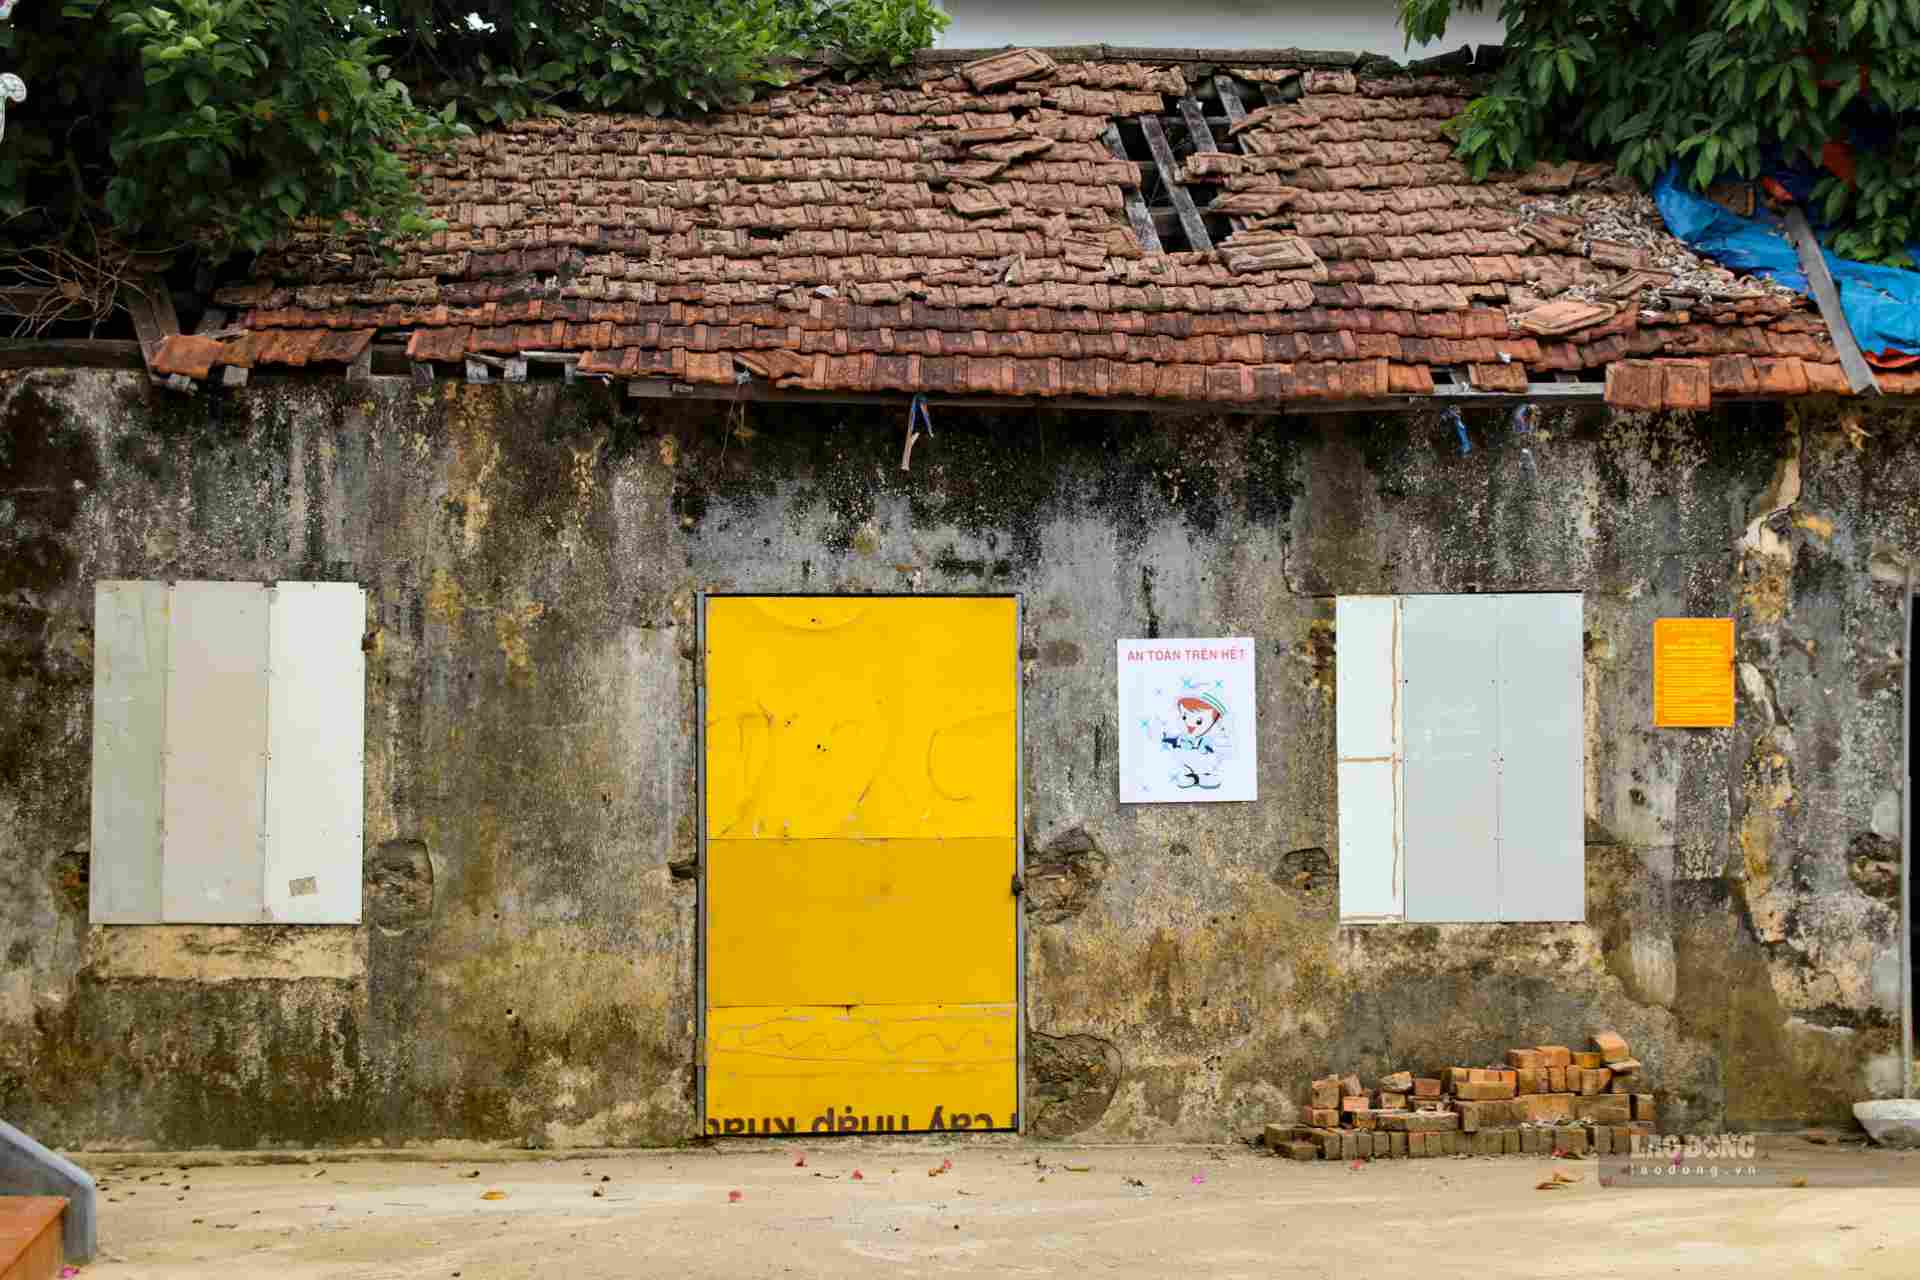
[0,369,1909,1149]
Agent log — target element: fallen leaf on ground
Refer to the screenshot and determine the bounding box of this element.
[1194,1173,1210,1183]
[1551,1171,1581,1184]
[480,1190,507,1201]
[795,1153,806,1167]
[1791,1177,1808,1188]
[1535,1180,1565,1190]
[1064,1165,1092,1173]
[591,1186,604,1198]
[728,1189,744,1203]
[852,1170,864,1181]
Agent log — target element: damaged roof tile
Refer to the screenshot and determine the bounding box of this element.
[190,54,1846,407]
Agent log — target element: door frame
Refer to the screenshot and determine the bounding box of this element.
[694,592,1027,1135]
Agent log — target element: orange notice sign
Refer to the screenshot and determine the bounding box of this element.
[1653,618,1734,727]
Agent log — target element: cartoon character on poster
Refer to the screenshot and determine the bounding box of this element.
[1116,638,1257,803]
[1158,686,1234,791]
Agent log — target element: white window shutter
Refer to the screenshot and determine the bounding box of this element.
[91,579,366,925]
[1336,596,1404,921]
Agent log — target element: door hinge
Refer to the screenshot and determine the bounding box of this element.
[1010,873,1024,897]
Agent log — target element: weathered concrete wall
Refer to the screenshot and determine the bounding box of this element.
[0,369,1908,1148]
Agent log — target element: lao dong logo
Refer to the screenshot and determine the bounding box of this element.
[1630,1133,1758,1160]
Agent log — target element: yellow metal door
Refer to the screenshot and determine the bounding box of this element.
[702,596,1019,1136]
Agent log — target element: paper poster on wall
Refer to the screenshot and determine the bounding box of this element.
[1652,617,1735,727]
[1116,638,1258,803]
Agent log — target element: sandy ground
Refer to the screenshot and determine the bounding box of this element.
[68,1138,1920,1279]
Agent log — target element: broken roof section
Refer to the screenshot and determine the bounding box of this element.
[187,47,1913,410]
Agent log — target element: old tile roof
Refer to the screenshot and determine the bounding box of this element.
[188,50,1905,409]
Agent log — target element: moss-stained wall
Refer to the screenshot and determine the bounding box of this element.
[0,369,1908,1149]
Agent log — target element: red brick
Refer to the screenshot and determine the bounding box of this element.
[1310,1076,1341,1109]
[1375,1091,1408,1110]
[1408,1132,1431,1158]
[1590,1032,1631,1064]
[1518,1093,1575,1123]
[1573,1097,1631,1124]
[1633,1094,1657,1124]
[1515,1067,1540,1095]
[1572,1051,1604,1070]
[1506,1049,1542,1071]
[1285,1141,1320,1161]
[1456,1080,1516,1101]
[1547,1066,1567,1092]
[1308,1108,1340,1127]
[1555,1125,1589,1156]
[1264,1123,1306,1148]
[1342,1095,1371,1113]
[1383,1112,1459,1133]
[1413,1078,1442,1099]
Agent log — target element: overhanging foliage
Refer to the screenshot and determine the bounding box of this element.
[1401,0,1920,264]
[0,0,945,274]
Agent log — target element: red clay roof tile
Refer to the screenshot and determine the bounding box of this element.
[189,53,1840,401]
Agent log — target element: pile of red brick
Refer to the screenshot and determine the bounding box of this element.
[1266,1031,1658,1161]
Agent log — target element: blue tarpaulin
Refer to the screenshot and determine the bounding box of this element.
[1652,166,1920,359]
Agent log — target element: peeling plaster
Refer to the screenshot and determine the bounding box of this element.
[0,378,1909,1148]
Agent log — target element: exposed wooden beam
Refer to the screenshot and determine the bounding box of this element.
[1783,205,1879,396]
[0,339,147,371]
[621,372,1609,414]
[1213,75,1250,127]
[1176,95,1246,236]
[1101,123,1163,254]
[1137,115,1213,253]
[123,282,190,391]
[1432,381,1604,400]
